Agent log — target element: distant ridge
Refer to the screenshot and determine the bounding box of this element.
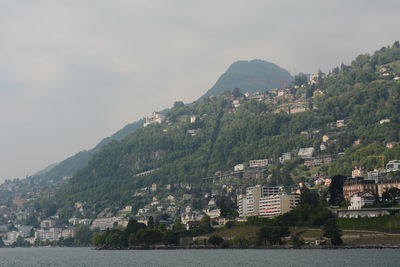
[202,59,293,98]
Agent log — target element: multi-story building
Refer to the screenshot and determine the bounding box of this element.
[377,177,400,197]
[342,177,377,200]
[35,228,62,242]
[238,185,286,217]
[259,194,300,218]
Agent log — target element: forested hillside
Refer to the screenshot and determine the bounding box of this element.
[52,42,400,218]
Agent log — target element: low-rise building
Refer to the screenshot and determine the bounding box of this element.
[204,208,221,219]
[91,217,123,230]
[281,152,292,162]
[243,168,267,179]
[348,193,375,210]
[336,120,345,127]
[40,219,56,229]
[298,147,314,159]
[303,155,332,167]
[249,159,269,168]
[181,212,203,224]
[352,166,364,178]
[234,163,245,171]
[386,160,400,173]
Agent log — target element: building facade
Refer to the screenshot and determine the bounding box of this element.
[343,178,377,200]
[259,194,300,218]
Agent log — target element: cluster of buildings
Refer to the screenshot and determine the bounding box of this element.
[344,160,400,210]
[237,185,300,218]
[0,218,77,246]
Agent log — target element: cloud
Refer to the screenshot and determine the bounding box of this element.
[0,0,399,180]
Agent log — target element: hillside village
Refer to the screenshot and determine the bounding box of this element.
[1,43,400,247]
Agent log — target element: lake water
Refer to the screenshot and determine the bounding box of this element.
[0,247,399,266]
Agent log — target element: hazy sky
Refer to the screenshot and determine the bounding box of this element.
[0,0,399,182]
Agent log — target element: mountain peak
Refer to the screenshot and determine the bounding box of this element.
[202,59,293,98]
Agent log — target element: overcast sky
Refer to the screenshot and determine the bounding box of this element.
[0,0,399,182]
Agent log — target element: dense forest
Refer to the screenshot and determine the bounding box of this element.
[49,42,400,219]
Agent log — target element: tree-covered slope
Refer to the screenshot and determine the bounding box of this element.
[0,119,145,206]
[31,119,145,187]
[53,42,400,216]
[202,60,293,98]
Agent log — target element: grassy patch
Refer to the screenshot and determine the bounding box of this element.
[338,216,400,233]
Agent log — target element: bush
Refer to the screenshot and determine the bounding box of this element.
[208,235,224,247]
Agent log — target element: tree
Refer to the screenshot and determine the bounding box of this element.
[162,231,179,245]
[291,234,304,248]
[125,219,146,236]
[257,226,290,245]
[12,236,30,247]
[173,220,185,232]
[301,188,320,206]
[329,175,345,206]
[147,216,154,229]
[294,73,308,87]
[74,225,92,246]
[323,218,342,246]
[208,234,223,247]
[173,101,185,109]
[200,215,213,232]
[129,228,163,246]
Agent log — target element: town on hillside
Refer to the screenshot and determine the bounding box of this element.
[1,42,400,248]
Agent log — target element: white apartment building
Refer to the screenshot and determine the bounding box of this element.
[238,185,283,217]
[35,228,62,242]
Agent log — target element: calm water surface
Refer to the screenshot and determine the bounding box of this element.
[0,247,399,267]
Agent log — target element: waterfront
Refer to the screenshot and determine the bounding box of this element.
[1,247,400,266]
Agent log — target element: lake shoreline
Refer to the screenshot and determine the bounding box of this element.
[94,244,400,250]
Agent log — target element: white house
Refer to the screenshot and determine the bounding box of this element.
[348,193,375,210]
[234,163,245,171]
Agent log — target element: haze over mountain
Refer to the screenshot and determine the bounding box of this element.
[29,60,292,187]
[1,2,399,182]
[202,60,293,98]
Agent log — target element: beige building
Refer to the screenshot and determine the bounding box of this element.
[238,185,283,217]
[248,159,269,168]
[259,194,300,218]
[377,177,400,197]
[343,178,377,200]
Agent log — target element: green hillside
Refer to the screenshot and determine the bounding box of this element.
[202,59,293,98]
[0,119,144,206]
[51,42,400,219]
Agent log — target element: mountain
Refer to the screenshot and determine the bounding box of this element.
[202,59,293,98]
[0,119,145,205]
[31,119,145,187]
[50,42,400,220]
